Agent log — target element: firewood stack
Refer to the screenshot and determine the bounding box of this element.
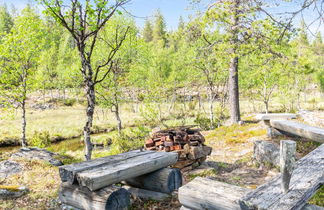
[145,126,212,169]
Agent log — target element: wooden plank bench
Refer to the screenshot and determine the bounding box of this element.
[58,150,180,209]
[270,120,324,143]
[240,143,324,210]
[255,113,297,121]
[178,177,251,210]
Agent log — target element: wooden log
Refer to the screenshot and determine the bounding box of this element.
[253,140,280,167]
[301,204,324,210]
[255,113,297,121]
[187,146,212,160]
[178,177,251,210]
[240,143,324,210]
[280,140,296,193]
[59,182,130,210]
[270,120,324,143]
[124,168,182,193]
[123,186,170,201]
[267,127,285,138]
[59,150,153,184]
[77,151,178,191]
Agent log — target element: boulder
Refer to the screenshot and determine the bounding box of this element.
[0,160,22,178]
[11,147,63,166]
[253,140,279,167]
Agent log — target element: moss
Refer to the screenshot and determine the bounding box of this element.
[0,185,21,192]
[206,123,266,145]
[309,185,324,206]
[188,169,218,181]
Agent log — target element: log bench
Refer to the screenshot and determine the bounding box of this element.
[178,142,323,210]
[240,143,324,210]
[269,120,324,143]
[58,150,181,209]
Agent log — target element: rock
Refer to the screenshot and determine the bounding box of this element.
[0,185,29,199]
[30,103,55,110]
[0,160,22,178]
[253,140,280,167]
[11,147,63,166]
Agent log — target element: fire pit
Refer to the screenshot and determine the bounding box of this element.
[145,126,212,169]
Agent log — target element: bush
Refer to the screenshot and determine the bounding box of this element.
[63,98,77,106]
[194,114,220,130]
[29,131,51,148]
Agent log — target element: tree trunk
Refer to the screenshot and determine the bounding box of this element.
[114,103,122,135]
[21,99,27,147]
[84,79,95,161]
[209,90,214,129]
[229,56,240,124]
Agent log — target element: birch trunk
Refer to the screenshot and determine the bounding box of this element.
[228,0,241,124]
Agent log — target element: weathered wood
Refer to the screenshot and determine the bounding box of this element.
[125,168,182,193]
[253,140,279,167]
[267,127,285,138]
[240,143,324,210]
[59,182,130,210]
[302,204,324,210]
[178,177,251,210]
[188,146,212,160]
[270,120,324,143]
[255,113,297,121]
[123,186,170,201]
[180,206,192,210]
[280,140,296,193]
[59,150,153,184]
[77,151,178,191]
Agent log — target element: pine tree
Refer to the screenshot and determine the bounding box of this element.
[178,16,185,31]
[299,20,309,45]
[0,4,13,33]
[152,9,166,43]
[313,31,323,46]
[143,19,153,42]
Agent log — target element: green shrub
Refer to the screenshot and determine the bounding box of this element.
[63,98,76,106]
[194,114,220,130]
[29,131,51,148]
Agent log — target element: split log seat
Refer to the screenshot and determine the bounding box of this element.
[270,120,324,143]
[240,144,324,210]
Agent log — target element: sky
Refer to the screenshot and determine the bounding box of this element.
[1,0,209,30]
[1,0,323,35]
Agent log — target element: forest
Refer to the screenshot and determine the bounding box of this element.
[0,0,323,209]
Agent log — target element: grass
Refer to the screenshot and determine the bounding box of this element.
[1,158,60,210]
[206,123,266,145]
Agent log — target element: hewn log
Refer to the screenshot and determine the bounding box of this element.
[270,120,324,143]
[253,140,279,167]
[188,146,212,160]
[59,182,130,210]
[59,150,153,184]
[77,151,178,191]
[255,113,297,121]
[123,186,170,201]
[301,204,324,210]
[124,168,182,193]
[240,144,324,210]
[280,140,296,193]
[178,177,251,210]
[267,127,285,138]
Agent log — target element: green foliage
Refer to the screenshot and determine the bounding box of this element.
[194,114,219,130]
[30,131,51,148]
[0,4,13,34]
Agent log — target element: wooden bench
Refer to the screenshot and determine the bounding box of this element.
[58,150,180,210]
[240,143,324,210]
[270,120,324,143]
[178,142,323,210]
[255,113,297,121]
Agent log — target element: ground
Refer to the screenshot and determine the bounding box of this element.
[1,116,323,209]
